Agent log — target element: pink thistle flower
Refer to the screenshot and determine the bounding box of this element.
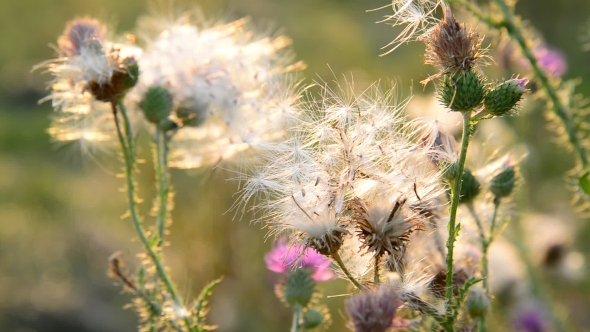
[534,45,568,78]
[265,237,335,281]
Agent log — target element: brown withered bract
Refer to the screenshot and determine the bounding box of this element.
[422,6,489,84]
[350,197,424,258]
[89,69,127,102]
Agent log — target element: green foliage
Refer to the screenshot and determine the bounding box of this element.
[195,277,224,331]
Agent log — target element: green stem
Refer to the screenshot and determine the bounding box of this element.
[290,305,301,332]
[331,251,364,291]
[155,127,171,244]
[112,100,193,331]
[444,110,473,331]
[491,0,589,169]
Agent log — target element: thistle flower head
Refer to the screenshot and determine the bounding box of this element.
[264,237,335,281]
[345,285,402,332]
[132,16,303,168]
[422,6,490,84]
[58,18,106,57]
[36,18,141,154]
[242,80,443,256]
[532,45,568,78]
[350,191,424,258]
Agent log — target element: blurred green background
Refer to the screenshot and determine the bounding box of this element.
[2,0,590,331]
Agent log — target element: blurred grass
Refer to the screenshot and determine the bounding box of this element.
[2,0,590,331]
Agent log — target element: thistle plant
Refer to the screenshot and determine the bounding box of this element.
[37,9,300,332]
[34,1,590,331]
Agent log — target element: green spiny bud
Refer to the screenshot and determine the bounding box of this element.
[490,165,516,198]
[140,86,173,125]
[300,309,324,329]
[460,168,480,204]
[484,78,528,116]
[122,57,139,91]
[441,160,460,182]
[439,70,486,112]
[466,288,490,319]
[283,269,315,308]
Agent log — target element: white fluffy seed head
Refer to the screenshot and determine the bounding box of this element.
[131,16,303,169]
[375,0,444,55]
[37,18,141,155]
[241,79,444,256]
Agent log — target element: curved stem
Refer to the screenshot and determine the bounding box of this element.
[154,127,171,244]
[331,251,364,291]
[112,100,193,331]
[489,0,589,169]
[290,305,301,332]
[444,110,473,330]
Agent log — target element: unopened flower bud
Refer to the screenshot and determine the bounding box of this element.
[301,309,324,329]
[490,165,516,198]
[122,57,139,91]
[439,71,486,112]
[484,78,528,116]
[466,287,490,319]
[283,268,315,308]
[140,86,173,125]
[460,168,481,204]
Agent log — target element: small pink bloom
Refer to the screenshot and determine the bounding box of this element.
[264,237,335,281]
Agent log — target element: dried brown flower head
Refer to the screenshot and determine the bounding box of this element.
[351,196,424,258]
[422,6,490,84]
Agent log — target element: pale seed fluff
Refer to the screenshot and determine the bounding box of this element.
[132,16,303,169]
[241,80,443,257]
[375,0,444,55]
[36,18,141,154]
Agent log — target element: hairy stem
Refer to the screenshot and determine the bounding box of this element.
[331,251,364,291]
[112,100,193,331]
[154,127,171,244]
[491,0,588,169]
[444,110,473,330]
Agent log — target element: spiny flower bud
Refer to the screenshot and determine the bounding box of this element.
[283,268,315,308]
[345,285,402,332]
[484,78,528,116]
[490,165,516,198]
[460,168,481,204]
[300,309,325,329]
[122,57,139,91]
[439,71,486,112]
[140,86,173,126]
[466,287,490,319]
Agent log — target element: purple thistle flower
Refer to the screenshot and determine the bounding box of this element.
[513,305,548,332]
[533,45,568,78]
[265,237,335,281]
